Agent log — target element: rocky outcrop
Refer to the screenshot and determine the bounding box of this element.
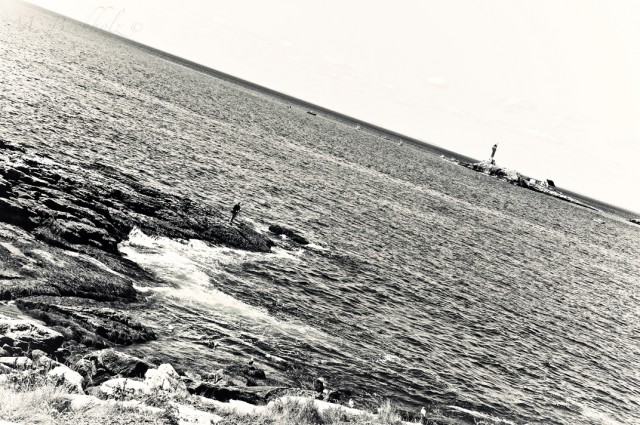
[0,144,273,255]
[15,297,156,348]
[0,314,64,354]
[80,349,155,380]
[631,219,640,225]
[269,224,309,245]
[48,365,84,394]
[144,363,189,396]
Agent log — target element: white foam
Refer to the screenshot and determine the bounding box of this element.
[580,405,625,425]
[118,228,320,340]
[446,406,516,425]
[305,243,328,251]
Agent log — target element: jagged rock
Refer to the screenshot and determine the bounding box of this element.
[0,198,39,229]
[83,349,155,379]
[630,219,640,225]
[48,365,84,394]
[269,224,309,245]
[144,363,188,396]
[187,383,289,405]
[15,297,154,347]
[0,314,64,353]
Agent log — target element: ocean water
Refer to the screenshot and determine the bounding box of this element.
[2,4,640,424]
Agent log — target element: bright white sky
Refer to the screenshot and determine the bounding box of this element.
[27,0,640,212]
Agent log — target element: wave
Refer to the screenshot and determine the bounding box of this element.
[118,228,321,340]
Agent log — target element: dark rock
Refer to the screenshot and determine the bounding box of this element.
[327,388,353,404]
[0,139,25,152]
[188,383,289,405]
[0,177,11,195]
[49,219,117,252]
[0,198,39,229]
[0,314,64,354]
[225,363,267,381]
[313,378,324,393]
[630,219,640,225]
[16,297,155,347]
[3,167,26,182]
[268,224,309,245]
[82,349,155,379]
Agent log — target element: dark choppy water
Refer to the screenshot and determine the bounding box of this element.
[2,4,640,424]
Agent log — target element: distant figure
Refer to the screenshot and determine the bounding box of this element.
[230,202,241,224]
[348,398,355,408]
[314,378,324,399]
[491,143,498,159]
[420,406,427,424]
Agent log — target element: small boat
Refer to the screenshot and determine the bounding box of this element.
[306,111,316,116]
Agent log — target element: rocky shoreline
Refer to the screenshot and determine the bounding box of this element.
[0,140,512,425]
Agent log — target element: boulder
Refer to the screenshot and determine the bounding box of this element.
[630,219,640,225]
[144,363,189,396]
[48,365,84,394]
[83,349,154,379]
[268,224,309,245]
[0,315,64,353]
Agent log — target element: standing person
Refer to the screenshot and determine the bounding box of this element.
[491,143,498,158]
[230,202,241,224]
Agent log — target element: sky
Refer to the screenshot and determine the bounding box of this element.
[26,0,640,213]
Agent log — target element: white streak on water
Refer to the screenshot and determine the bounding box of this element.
[119,228,326,341]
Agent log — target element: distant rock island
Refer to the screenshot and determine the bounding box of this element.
[446,157,599,211]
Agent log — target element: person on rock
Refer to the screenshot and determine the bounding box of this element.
[230,202,241,224]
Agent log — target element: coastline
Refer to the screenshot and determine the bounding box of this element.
[0,140,487,424]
